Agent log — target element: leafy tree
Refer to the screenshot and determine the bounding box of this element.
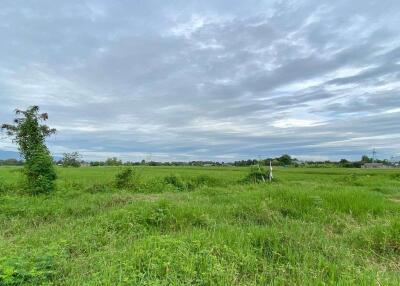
[278,154,292,166]
[62,152,82,167]
[1,106,56,193]
[361,155,372,163]
[339,159,351,168]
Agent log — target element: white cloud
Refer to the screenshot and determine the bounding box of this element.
[272,118,323,129]
[169,15,210,38]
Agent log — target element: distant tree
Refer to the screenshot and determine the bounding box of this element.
[62,152,82,167]
[1,106,57,193]
[0,159,24,166]
[105,157,122,166]
[339,159,351,168]
[271,159,281,166]
[278,154,292,166]
[361,155,372,163]
[90,161,105,166]
[148,161,159,166]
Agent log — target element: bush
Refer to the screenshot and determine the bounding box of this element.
[192,175,220,187]
[164,174,188,191]
[243,166,268,183]
[24,147,57,194]
[164,174,224,192]
[114,168,140,189]
[139,178,172,193]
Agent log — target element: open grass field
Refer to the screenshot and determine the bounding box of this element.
[0,166,399,285]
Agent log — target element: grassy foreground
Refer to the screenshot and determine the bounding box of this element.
[0,166,399,285]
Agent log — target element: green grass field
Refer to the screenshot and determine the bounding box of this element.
[0,166,399,285]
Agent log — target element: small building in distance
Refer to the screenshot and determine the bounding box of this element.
[389,156,400,167]
[361,163,385,168]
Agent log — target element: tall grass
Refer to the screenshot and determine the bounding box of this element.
[0,166,399,285]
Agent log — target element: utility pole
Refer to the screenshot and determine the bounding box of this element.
[372,148,377,163]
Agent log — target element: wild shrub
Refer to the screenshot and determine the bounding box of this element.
[164,174,187,191]
[147,205,171,227]
[139,201,177,231]
[243,166,268,183]
[114,168,141,189]
[140,178,172,193]
[164,174,223,192]
[192,175,220,187]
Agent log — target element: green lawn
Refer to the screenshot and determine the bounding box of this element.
[0,166,399,285]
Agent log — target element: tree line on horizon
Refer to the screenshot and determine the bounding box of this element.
[1,154,391,168]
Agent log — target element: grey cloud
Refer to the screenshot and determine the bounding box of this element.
[1,0,400,161]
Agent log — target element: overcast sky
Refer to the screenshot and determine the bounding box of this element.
[1,0,400,161]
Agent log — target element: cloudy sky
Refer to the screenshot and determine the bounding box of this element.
[1,0,400,161]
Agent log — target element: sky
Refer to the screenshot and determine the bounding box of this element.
[1,0,400,162]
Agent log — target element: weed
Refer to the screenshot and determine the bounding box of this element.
[0,255,56,285]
